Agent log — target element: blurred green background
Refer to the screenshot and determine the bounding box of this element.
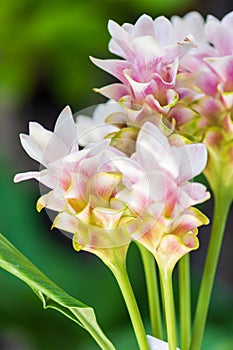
[0,0,232,349]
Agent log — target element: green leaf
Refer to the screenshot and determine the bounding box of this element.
[0,232,115,350]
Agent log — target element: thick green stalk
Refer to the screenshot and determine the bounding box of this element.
[111,262,150,350]
[138,244,163,339]
[159,268,177,350]
[179,254,191,350]
[189,189,231,350]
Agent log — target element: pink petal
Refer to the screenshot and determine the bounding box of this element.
[124,216,164,249]
[174,182,210,216]
[168,104,196,126]
[117,187,149,216]
[157,233,198,270]
[91,207,123,229]
[92,172,122,202]
[52,211,77,234]
[171,207,209,236]
[124,72,153,101]
[90,57,130,83]
[194,96,224,121]
[94,83,130,101]
[184,179,210,201]
[145,95,168,113]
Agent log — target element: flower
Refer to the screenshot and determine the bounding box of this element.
[147,335,180,350]
[170,11,233,196]
[14,106,135,253]
[91,14,196,126]
[113,122,210,271]
[14,105,209,270]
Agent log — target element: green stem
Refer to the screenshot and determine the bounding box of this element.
[159,268,177,350]
[94,246,149,350]
[189,189,231,350]
[138,244,163,339]
[179,254,191,350]
[111,262,150,350]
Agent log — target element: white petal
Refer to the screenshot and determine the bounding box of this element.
[147,335,180,350]
[108,19,131,58]
[20,133,46,165]
[222,11,233,31]
[136,122,178,178]
[112,157,145,186]
[205,21,233,55]
[153,16,173,45]
[37,190,66,212]
[172,143,207,182]
[93,100,125,122]
[172,11,205,44]
[29,122,53,159]
[76,115,117,146]
[134,14,155,37]
[132,36,165,64]
[145,170,166,203]
[54,106,77,152]
[20,121,53,165]
[14,171,40,183]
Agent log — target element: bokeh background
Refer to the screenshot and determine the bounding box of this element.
[0,0,232,349]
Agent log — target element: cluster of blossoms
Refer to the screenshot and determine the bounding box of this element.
[15,104,209,272]
[14,11,233,349]
[14,12,218,270]
[87,11,233,194]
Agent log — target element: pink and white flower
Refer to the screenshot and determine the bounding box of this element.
[170,11,233,195]
[14,106,134,250]
[113,122,210,270]
[91,14,196,121]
